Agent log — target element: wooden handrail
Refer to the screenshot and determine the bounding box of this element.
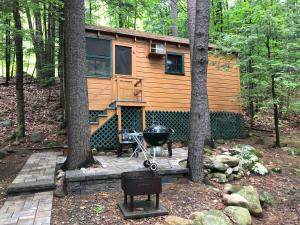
[114,76,144,102]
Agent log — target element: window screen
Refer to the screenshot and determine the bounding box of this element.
[166,53,184,75]
[115,46,132,75]
[86,37,111,77]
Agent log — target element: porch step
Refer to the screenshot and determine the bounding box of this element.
[110,100,147,108]
[90,107,117,134]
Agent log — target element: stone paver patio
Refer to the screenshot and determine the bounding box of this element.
[0,191,53,225]
[0,148,188,223]
[65,148,188,181]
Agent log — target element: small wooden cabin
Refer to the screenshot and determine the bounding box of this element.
[85,25,244,150]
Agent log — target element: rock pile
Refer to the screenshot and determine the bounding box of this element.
[160,184,264,225]
[204,144,268,183]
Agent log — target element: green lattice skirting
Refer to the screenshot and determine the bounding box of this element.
[90,111,245,150]
[89,110,103,123]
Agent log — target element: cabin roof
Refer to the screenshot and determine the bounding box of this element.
[85,25,216,48]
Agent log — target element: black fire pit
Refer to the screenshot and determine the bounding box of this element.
[118,170,168,219]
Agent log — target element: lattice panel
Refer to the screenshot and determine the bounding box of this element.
[210,112,245,139]
[146,111,190,141]
[146,111,245,141]
[121,107,142,132]
[90,115,118,149]
[89,110,103,123]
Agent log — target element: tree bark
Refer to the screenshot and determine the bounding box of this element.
[5,17,11,85]
[188,0,213,147]
[187,0,211,182]
[266,36,280,147]
[170,0,178,36]
[64,0,94,170]
[58,1,65,109]
[12,0,25,139]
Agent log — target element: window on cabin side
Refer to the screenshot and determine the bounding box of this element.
[86,37,111,77]
[165,53,184,75]
[115,46,132,75]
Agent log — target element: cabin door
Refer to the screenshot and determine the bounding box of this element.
[121,107,142,132]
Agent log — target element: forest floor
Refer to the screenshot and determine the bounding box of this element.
[51,130,300,225]
[0,82,66,207]
[0,82,299,224]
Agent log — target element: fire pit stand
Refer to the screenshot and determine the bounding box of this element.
[118,170,168,219]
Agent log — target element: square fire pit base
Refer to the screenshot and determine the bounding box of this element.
[118,200,168,219]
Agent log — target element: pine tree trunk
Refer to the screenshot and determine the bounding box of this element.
[12,0,25,139]
[64,0,94,170]
[33,0,45,80]
[266,36,280,147]
[5,17,11,85]
[58,1,65,109]
[187,0,211,182]
[170,0,178,36]
[188,0,213,147]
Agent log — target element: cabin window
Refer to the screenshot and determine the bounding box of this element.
[86,37,112,77]
[165,53,184,75]
[115,46,132,75]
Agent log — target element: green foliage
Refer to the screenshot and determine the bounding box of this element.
[94,205,105,214]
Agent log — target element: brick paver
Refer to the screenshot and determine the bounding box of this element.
[0,191,53,225]
[7,152,60,195]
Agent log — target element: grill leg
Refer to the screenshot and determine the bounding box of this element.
[156,194,159,209]
[124,192,127,204]
[147,194,151,201]
[130,195,134,212]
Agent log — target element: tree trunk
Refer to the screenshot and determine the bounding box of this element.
[46,1,56,78]
[271,74,280,147]
[58,1,65,109]
[12,0,25,139]
[266,36,280,147]
[187,0,211,182]
[64,0,94,170]
[33,0,45,80]
[5,17,11,85]
[188,0,213,147]
[170,0,178,36]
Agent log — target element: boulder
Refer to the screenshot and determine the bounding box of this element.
[91,148,98,155]
[232,165,240,173]
[259,191,276,207]
[225,168,233,176]
[0,149,8,159]
[223,193,250,208]
[215,155,239,167]
[210,160,228,172]
[216,139,225,144]
[252,162,268,175]
[190,211,204,220]
[164,216,193,225]
[237,186,263,216]
[2,119,13,127]
[192,210,232,225]
[224,206,252,225]
[210,172,228,183]
[30,131,44,143]
[223,184,242,194]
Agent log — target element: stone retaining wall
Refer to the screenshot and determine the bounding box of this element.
[66,169,187,195]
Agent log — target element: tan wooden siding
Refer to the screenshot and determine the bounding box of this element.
[86,35,241,113]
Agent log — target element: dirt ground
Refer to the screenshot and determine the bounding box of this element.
[51,131,300,225]
[0,151,30,206]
